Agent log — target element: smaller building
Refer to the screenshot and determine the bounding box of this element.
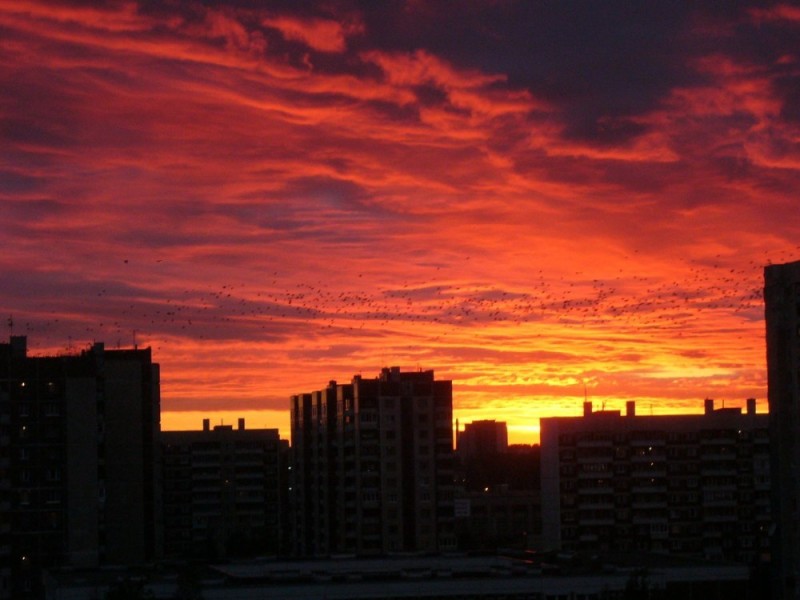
[540,399,771,564]
[456,420,508,457]
[161,419,288,559]
[454,424,540,551]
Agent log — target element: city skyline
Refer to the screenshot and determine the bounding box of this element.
[2,3,800,443]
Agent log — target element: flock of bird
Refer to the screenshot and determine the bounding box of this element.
[7,250,784,355]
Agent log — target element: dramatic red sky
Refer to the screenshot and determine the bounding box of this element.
[2,2,800,443]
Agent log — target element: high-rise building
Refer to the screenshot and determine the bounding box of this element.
[161,419,288,559]
[0,337,161,598]
[765,259,800,600]
[540,399,770,563]
[289,367,456,556]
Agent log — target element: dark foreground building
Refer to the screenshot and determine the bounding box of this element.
[162,419,287,559]
[290,367,456,556]
[0,336,161,599]
[765,259,800,600]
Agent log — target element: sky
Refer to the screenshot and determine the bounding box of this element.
[2,1,800,443]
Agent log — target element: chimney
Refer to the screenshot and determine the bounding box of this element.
[746,398,756,415]
[704,398,714,415]
[626,401,636,417]
[583,401,592,417]
[238,418,245,431]
[203,418,210,432]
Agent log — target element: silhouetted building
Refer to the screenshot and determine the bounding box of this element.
[456,419,508,457]
[540,399,770,563]
[765,259,800,600]
[161,419,287,559]
[0,337,161,599]
[290,367,456,556]
[454,433,540,551]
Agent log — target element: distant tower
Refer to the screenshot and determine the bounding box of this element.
[765,260,800,600]
[456,420,509,458]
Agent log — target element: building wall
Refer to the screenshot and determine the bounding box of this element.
[0,365,9,600]
[765,260,800,600]
[540,401,770,563]
[540,419,561,551]
[65,376,99,568]
[104,356,148,564]
[454,487,540,551]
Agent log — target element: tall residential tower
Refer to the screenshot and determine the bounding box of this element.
[765,260,800,600]
[0,337,161,599]
[290,367,456,556]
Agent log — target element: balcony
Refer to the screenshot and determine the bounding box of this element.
[578,518,615,527]
[577,486,614,495]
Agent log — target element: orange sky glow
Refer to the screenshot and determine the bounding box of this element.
[2,2,800,443]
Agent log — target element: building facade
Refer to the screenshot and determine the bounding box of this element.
[0,337,161,599]
[765,259,800,600]
[161,419,287,559]
[290,367,456,556]
[456,419,509,457]
[540,399,770,564]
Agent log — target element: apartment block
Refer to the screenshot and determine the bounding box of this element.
[0,337,161,598]
[161,419,287,559]
[290,367,456,556]
[765,259,800,600]
[456,419,509,457]
[540,399,770,563]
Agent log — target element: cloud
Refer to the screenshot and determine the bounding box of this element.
[1,1,798,441]
[262,14,361,53]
